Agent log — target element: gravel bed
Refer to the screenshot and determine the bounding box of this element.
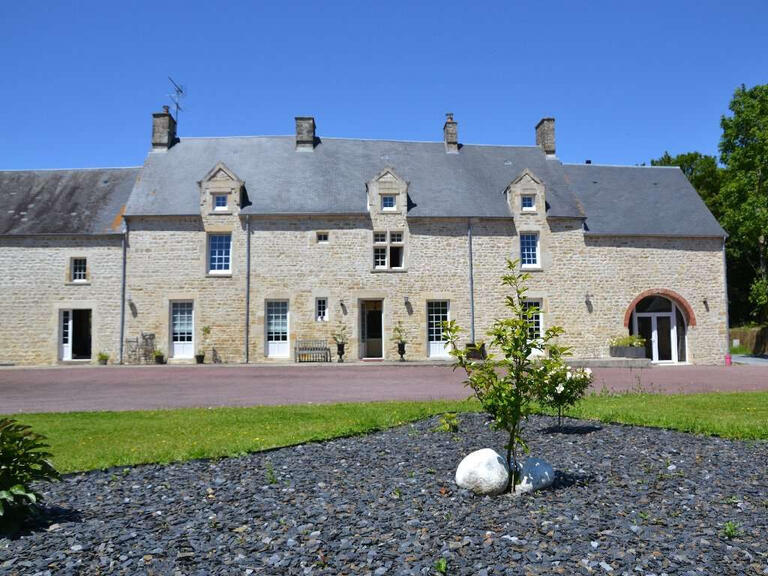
[1,413,766,575]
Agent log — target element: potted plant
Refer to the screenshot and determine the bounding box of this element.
[153,349,166,364]
[332,323,348,363]
[195,349,205,364]
[609,335,646,358]
[97,352,109,366]
[392,321,408,361]
[196,325,211,364]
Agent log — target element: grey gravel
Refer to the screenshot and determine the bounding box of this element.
[1,414,766,575]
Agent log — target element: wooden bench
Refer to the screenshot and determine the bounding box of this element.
[295,339,331,362]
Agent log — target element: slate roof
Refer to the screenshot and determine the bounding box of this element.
[125,136,585,219]
[0,168,139,235]
[563,164,726,238]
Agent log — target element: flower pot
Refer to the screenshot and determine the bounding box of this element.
[609,346,646,359]
[98,358,108,366]
[336,342,345,363]
[397,341,406,361]
[154,355,165,364]
[195,354,205,364]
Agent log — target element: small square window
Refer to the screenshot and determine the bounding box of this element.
[520,233,539,267]
[521,195,535,211]
[71,258,87,282]
[316,231,329,243]
[213,194,228,211]
[389,231,403,243]
[373,231,387,243]
[381,195,396,210]
[315,298,328,322]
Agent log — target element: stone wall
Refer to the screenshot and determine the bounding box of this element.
[0,235,124,365]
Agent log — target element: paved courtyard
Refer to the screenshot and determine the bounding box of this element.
[1,363,767,414]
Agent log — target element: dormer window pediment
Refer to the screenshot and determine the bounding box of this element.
[506,168,545,217]
[367,168,408,216]
[199,162,244,216]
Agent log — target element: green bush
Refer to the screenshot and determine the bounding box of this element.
[0,418,60,532]
[609,334,646,348]
[537,362,593,427]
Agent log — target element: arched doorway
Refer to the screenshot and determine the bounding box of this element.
[627,295,688,363]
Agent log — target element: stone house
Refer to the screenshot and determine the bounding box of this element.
[0,109,727,366]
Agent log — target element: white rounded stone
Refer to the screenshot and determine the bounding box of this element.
[455,448,509,495]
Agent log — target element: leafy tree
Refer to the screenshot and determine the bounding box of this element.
[651,151,723,220]
[443,259,567,493]
[719,84,768,322]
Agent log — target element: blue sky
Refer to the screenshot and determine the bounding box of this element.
[1,1,766,169]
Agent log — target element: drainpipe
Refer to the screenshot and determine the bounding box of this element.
[722,237,730,363]
[244,217,251,363]
[467,219,476,343]
[119,219,129,364]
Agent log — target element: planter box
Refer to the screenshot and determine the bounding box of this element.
[609,346,646,359]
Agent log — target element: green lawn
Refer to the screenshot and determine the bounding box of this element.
[6,391,766,474]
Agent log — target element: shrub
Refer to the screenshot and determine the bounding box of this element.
[609,334,646,348]
[434,412,459,434]
[444,259,568,492]
[0,418,60,532]
[537,358,593,427]
[392,321,408,344]
[97,351,110,363]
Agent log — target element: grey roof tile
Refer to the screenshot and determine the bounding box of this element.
[0,168,139,235]
[563,164,726,238]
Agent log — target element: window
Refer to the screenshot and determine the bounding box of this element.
[521,195,535,211]
[316,231,329,243]
[522,300,542,340]
[266,301,289,357]
[213,194,228,211]
[520,233,539,267]
[315,297,328,322]
[427,301,450,357]
[71,258,87,282]
[381,195,396,211]
[208,234,232,274]
[372,231,405,270]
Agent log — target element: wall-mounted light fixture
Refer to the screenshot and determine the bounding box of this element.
[703,298,709,312]
[404,295,413,315]
[585,293,594,314]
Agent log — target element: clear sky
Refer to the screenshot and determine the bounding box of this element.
[1,1,766,170]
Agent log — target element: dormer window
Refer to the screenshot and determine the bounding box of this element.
[381,195,396,211]
[213,194,228,211]
[521,194,535,212]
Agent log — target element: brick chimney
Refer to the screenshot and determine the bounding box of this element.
[443,113,458,153]
[152,106,177,151]
[295,117,316,150]
[535,117,555,155]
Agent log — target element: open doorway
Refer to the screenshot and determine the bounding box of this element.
[360,300,383,359]
[60,309,92,361]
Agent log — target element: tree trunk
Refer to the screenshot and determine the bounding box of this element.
[558,406,562,428]
[506,428,517,493]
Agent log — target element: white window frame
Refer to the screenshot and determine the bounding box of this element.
[315,297,328,322]
[207,233,232,275]
[522,300,543,341]
[316,231,329,244]
[427,300,451,358]
[519,232,540,269]
[213,194,228,211]
[170,300,195,359]
[372,230,405,270]
[71,257,87,282]
[381,194,397,211]
[266,300,290,358]
[521,194,536,212]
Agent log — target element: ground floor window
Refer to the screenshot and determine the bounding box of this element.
[522,300,542,340]
[630,295,687,363]
[60,309,91,361]
[266,300,289,357]
[427,300,450,358]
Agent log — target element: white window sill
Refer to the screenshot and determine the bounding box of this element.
[520,265,543,272]
[65,281,91,286]
[208,211,233,216]
[206,271,232,278]
[520,210,537,214]
[371,268,408,273]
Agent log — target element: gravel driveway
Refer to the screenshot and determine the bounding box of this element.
[2,414,765,575]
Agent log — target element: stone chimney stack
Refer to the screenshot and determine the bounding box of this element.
[443,113,458,153]
[295,117,316,150]
[535,117,555,155]
[152,106,177,151]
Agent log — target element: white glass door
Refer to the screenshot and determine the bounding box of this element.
[60,309,72,361]
[266,301,289,357]
[634,311,678,363]
[427,301,450,358]
[171,301,194,358]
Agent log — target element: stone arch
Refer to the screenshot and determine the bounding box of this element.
[623,289,696,328]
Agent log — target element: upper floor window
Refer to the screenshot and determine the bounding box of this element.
[373,231,404,269]
[522,300,542,340]
[520,233,539,268]
[208,234,232,274]
[71,258,87,282]
[381,195,396,211]
[316,231,329,243]
[521,194,535,212]
[213,194,228,211]
[315,297,328,322]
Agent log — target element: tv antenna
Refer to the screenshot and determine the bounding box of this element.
[167,76,185,121]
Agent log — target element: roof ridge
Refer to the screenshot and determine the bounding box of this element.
[563,163,680,169]
[0,166,141,173]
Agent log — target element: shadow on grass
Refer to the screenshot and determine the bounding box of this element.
[540,424,602,435]
[2,505,82,540]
